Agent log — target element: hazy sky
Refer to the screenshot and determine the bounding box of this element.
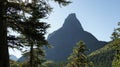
[46,0,120,41]
[10,0,120,58]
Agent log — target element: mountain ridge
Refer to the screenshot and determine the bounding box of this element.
[46,13,107,61]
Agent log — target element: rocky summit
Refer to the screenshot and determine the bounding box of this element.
[46,13,107,61]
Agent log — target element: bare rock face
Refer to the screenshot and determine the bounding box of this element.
[46,13,107,61]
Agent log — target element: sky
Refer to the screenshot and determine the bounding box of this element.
[9,0,120,58]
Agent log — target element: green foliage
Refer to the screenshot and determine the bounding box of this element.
[47,61,67,67]
[5,0,71,49]
[7,0,70,67]
[112,54,120,67]
[111,22,120,40]
[54,0,71,6]
[0,0,71,67]
[111,22,120,67]
[88,39,119,67]
[10,60,19,67]
[89,49,115,67]
[66,41,94,67]
[88,39,120,67]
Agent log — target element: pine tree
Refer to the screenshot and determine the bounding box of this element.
[66,41,94,67]
[0,0,15,66]
[19,0,70,67]
[0,0,71,67]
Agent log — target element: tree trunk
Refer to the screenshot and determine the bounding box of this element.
[0,1,9,67]
[30,42,34,67]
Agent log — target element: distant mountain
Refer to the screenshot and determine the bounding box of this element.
[46,13,107,61]
[17,56,28,62]
[9,55,18,61]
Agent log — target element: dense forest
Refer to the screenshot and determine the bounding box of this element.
[0,0,120,67]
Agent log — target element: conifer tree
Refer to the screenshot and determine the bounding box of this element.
[66,41,94,67]
[19,0,70,67]
[0,0,71,67]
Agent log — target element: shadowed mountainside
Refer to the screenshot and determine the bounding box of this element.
[46,13,107,61]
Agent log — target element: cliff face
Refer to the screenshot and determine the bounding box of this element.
[46,13,107,61]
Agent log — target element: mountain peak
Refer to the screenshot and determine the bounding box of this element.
[46,13,107,61]
[67,13,76,18]
[62,13,84,31]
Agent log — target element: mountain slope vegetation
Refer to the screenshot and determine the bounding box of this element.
[88,39,120,67]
